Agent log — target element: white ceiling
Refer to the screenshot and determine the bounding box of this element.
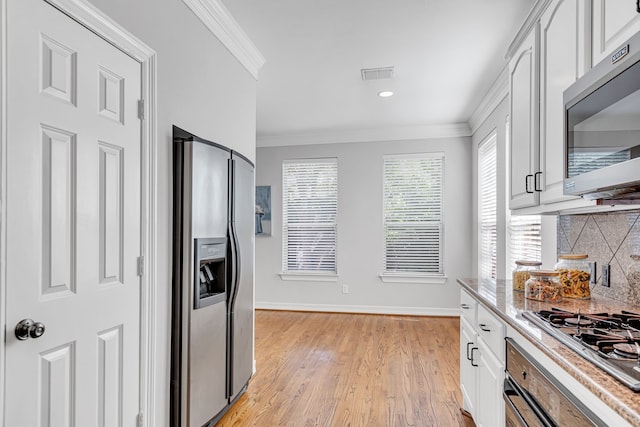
[221,0,533,146]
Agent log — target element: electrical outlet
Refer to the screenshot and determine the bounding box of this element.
[342,284,349,294]
[588,261,597,284]
[602,264,610,287]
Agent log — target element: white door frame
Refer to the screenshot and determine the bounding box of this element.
[0,0,158,425]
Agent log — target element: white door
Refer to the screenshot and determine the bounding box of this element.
[4,0,142,425]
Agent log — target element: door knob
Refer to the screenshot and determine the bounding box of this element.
[15,318,46,340]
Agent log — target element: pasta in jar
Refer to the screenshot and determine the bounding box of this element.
[554,255,591,299]
[525,271,562,302]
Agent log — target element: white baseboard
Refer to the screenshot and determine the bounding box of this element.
[255,301,460,317]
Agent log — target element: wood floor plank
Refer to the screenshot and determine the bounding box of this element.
[217,310,476,427]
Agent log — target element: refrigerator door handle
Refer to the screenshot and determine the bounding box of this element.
[229,222,241,306]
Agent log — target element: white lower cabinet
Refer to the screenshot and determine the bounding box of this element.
[459,316,477,415]
[476,337,505,427]
[459,291,505,426]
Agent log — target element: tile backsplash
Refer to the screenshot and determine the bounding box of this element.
[558,209,640,306]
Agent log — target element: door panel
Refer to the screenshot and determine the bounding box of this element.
[231,155,255,397]
[5,0,142,425]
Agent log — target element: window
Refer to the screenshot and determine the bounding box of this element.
[282,158,338,275]
[506,215,541,274]
[478,134,497,280]
[382,153,444,279]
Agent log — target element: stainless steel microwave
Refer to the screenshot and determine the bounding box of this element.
[563,30,640,201]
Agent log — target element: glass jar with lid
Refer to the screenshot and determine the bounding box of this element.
[525,270,562,302]
[512,260,542,291]
[554,254,591,299]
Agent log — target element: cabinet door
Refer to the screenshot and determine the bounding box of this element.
[459,317,477,417]
[509,25,540,210]
[592,0,640,66]
[476,338,505,427]
[539,0,590,204]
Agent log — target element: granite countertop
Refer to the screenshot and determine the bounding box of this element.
[457,277,640,427]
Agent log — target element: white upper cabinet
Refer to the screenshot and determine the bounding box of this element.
[592,0,640,66]
[507,0,599,213]
[539,0,591,204]
[509,25,539,210]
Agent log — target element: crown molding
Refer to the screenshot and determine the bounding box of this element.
[468,66,509,134]
[257,123,472,147]
[505,0,552,60]
[182,0,265,79]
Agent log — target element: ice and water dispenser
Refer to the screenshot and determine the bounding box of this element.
[194,237,226,309]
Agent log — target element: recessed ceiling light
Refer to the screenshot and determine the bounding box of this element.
[378,90,394,98]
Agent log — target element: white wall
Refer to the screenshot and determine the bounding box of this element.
[85,1,257,424]
[255,137,472,314]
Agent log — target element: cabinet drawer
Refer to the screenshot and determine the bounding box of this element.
[460,289,477,325]
[477,305,505,361]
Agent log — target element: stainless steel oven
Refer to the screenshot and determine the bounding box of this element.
[504,338,606,427]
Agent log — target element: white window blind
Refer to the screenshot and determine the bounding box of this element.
[383,153,444,275]
[507,215,541,274]
[282,159,338,274]
[479,134,497,280]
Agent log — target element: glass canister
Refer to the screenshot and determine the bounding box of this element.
[512,260,542,291]
[525,270,562,302]
[554,254,591,299]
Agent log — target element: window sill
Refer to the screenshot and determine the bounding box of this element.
[378,273,448,284]
[279,272,339,282]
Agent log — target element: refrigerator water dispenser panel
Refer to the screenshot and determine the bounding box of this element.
[194,237,226,309]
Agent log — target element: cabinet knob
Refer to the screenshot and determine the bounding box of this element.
[522,370,527,380]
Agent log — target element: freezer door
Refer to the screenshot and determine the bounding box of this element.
[190,141,229,238]
[229,153,255,400]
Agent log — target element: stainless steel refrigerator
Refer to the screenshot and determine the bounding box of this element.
[171,126,254,427]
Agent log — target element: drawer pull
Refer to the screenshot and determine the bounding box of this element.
[460,303,471,310]
[479,324,491,332]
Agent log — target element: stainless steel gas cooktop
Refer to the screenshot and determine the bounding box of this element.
[523,308,640,391]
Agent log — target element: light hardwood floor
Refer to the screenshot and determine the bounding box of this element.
[217,310,476,427]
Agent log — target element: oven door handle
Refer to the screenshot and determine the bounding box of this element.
[503,384,529,427]
[503,376,554,427]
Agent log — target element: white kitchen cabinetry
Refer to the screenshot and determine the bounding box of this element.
[592,0,640,66]
[476,338,504,427]
[509,0,596,212]
[459,291,505,426]
[539,0,591,204]
[509,25,539,210]
[459,316,477,416]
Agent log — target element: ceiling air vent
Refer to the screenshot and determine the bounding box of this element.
[361,66,394,81]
